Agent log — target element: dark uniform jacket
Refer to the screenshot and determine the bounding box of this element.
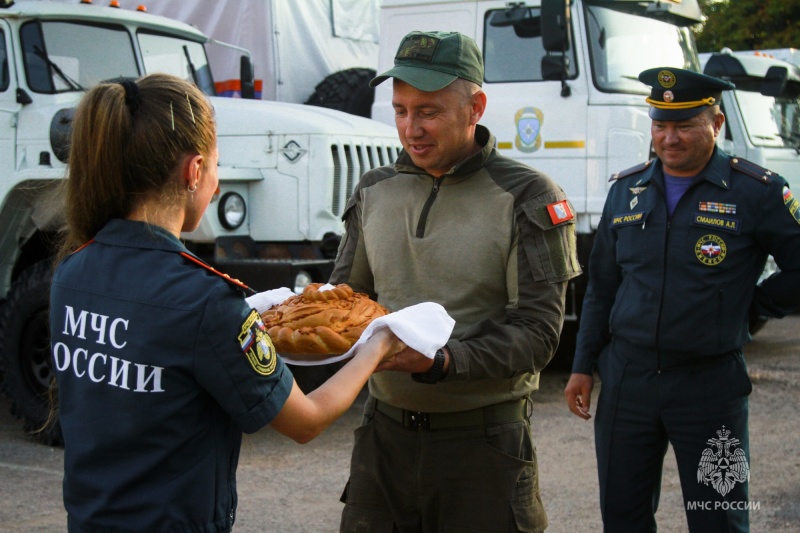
[50,219,293,533]
[573,148,800,374]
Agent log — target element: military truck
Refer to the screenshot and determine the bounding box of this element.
[700,49,800,332]
[372,0,704,358]
[0,0,401,443]
[700,49,800,184]
[109,0,382,117]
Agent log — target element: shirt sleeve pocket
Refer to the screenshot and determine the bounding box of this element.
[519,195,582,284]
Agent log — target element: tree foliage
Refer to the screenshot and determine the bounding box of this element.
[693,0,800,52]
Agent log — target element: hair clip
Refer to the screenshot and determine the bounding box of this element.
[170,102,175,131]
[186,93,196,124]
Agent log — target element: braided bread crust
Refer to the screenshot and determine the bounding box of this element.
[261,283,388,356]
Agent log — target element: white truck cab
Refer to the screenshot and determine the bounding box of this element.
[373,0,703,334]
[700,49,800,190]
[0,0,401,442]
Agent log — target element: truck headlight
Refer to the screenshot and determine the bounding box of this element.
[218,192,246,230]
[294,270,312,294]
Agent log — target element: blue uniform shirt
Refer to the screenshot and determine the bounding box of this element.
[574,149,800,373]
[50,219,293,533]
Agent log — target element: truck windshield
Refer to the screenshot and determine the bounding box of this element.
[138,31,215,96]
[585,4,699,94]
[21,21,138,93]
[735,90,800,150]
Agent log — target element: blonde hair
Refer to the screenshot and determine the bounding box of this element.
[59,73,215,258]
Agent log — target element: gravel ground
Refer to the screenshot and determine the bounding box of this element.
[1,315,798,532]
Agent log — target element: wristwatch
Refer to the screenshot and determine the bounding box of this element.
[412,349,447,384]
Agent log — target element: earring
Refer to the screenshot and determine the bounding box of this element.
[188,183,198,193]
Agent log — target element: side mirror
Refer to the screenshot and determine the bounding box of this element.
[760,66,787,98]
[542,56,567,81]
[541,0,570,52]
[240,55,255,99]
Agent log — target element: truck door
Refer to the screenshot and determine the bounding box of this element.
[478,2,587,217]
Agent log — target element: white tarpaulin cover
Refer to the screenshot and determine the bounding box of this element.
[64,0,380,102]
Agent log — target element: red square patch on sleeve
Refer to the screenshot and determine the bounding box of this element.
[547,200,574,225]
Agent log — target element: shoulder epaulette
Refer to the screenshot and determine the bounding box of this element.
[180,252,255,295]
[730,157,776,184]
[609,159,653,182]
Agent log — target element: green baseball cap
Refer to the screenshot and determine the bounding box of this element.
[370,31,484,92]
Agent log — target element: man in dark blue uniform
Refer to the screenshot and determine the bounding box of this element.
[564,67,800,532]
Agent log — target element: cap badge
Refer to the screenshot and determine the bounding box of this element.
[396,35,440,63]
[658,70,676,88]
[663,90,674,102]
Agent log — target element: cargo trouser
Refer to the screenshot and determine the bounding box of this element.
[339,395,547,533]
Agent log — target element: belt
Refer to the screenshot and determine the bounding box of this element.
[375,398,530,430]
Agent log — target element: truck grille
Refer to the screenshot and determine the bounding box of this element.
[331,142,400,216]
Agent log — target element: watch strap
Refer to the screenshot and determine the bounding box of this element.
[412,349,446,384]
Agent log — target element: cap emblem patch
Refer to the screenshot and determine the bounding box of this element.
[396,35,440,62]
[658,70,676,88]
[663,90,674,102]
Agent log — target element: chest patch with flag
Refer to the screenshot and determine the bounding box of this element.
[546,200,574,225]
[238,309,277,376]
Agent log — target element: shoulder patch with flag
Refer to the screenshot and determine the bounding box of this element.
[784,185,800,225]
[238,309,278,376]
[547,200,575,225]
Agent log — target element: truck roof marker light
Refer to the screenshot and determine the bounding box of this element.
[80,0,92,4]
[109,0,120,7]
[137,5,147,12]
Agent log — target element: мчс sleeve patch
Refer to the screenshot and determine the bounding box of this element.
[238,309,278,376]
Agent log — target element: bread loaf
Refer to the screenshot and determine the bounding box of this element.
[261,283,388,357]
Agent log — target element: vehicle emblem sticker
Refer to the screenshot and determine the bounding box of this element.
[697,426,750,497]
[515,107,544,153]
[695,234,727,266]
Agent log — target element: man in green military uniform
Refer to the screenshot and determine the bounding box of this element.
[565,67,800,532]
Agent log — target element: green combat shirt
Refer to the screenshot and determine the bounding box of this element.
[330,125,581,412]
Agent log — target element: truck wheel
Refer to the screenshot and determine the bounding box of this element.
[0,260,62,446]
[305,68,376,118]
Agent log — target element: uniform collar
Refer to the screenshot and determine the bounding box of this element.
[93,219,189,253]
[644,147,730,190]
[395,124,496,180]
[696,148,731,190]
